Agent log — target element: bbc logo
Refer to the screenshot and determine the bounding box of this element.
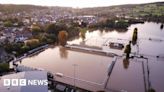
[4,79,26,86]
[3,79,48,86]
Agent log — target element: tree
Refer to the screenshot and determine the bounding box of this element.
[132,28,138,45]
[0,63,9,74]
[4,42,24,56]
[24,39,40,49]
[4,20,12,27]
[124,41,131,59]
[47,34,57,43]
[45,23,67,35]
[45,23,56,34]
[58,31,68,46]
[38,34,48,44]
[21,45,30,53]
[31,25,42,36]
[80,28,87,41]
[67,26,80,38]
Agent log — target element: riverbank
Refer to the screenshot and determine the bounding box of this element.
[11,44,50,64]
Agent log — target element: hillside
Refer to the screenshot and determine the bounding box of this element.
[0,4,47,13]
[0,2,164,22]
[76,2,164,17]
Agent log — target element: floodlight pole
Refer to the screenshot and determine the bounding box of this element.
[73,64,78,90]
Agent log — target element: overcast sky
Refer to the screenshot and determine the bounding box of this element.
[0,0,163,8]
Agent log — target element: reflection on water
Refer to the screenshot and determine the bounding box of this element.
[69,22,164,48]
[20,46,112,91]
[123,58,130,69]
[59,46,68,59]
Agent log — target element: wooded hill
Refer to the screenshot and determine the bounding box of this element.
[0,2,164,21]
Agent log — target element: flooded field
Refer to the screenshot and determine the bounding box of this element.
[107,58,145,92]
[19,22,164,91]
[19,47,113,91]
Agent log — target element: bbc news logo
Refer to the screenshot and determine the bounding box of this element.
[3,79,48,86]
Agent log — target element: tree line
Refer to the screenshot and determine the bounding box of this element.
[3,21,82,57]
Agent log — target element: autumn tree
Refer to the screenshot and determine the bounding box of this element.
[58,31,68,46]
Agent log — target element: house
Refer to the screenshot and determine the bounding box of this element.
[3,29,15,43]
[0,36,6,44]
[15,35,28,43]
[14,29,32,43]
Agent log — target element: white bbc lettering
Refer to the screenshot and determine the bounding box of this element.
[12,79,18,86]
[37,80,44,85]
[44,80,48,85]
[3,79,10,86]
[19,79,26,86]
[28,80,37,85]
[3,79,48,86]
[37,80,48,85]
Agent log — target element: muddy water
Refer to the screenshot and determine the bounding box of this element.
[20,22,164,91]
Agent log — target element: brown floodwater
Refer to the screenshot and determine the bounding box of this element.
[19,22,164,92]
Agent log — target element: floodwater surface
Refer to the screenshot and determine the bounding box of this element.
[20,22,164,91]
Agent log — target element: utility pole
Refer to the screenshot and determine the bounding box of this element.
[73,64,78,90]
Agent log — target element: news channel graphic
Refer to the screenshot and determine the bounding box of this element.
[0,71,49,92]
[3,79,48,86]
